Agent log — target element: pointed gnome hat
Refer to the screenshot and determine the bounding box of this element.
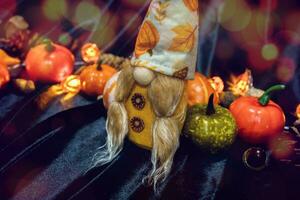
[131,0,199,80]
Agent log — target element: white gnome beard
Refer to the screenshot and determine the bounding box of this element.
[93,65,187,190]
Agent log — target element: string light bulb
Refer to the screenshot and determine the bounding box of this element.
[81,43,101,63]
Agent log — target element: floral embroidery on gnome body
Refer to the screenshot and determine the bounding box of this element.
[93,0,199,191]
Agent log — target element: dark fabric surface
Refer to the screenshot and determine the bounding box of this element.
[0,88,300,200]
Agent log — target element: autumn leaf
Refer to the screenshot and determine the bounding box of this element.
[168,24,197,52]
[134,20,160,58]
[154,1,170,23]
[183,0,198,12]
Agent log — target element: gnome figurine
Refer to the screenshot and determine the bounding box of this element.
[97,0,199,187]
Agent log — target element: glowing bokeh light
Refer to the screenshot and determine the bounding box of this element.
[247,44,275,72]
[218,0,238,24]
[269,133,296,160]
[276,57,296,83]
[42,0,67,21]
[296,104,300,119]
[75,1,101,30]
[261,43,279,61]
[89,13,118,48]
[230,9,274,51]
[219,0,252,32]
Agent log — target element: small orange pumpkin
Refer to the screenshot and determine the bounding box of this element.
[79,64,117,96]
[0,63,10,88]
[187,72,218,106]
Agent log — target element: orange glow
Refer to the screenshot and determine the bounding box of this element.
[81,43,101,63]
[61,75,81,93]
[208,76,224,93]
[38,75,81,109]
[227,69,252,96]
[296,104,300,119]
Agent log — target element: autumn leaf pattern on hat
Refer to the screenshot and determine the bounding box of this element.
[131,0,199,80]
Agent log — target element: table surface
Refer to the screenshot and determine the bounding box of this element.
[0,86,300,200]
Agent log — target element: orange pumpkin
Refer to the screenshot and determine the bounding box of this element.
[0,63,10,88]
[187,72,218,106]
[229,85,286,144]
[79,64,117,96]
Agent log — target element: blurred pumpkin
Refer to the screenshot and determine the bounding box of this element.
[80,64,117,96]
[186,72,218,106]
[0,63,10,88]
[0,49,20,65]
[25,40,74,83]
[0,49,20,88]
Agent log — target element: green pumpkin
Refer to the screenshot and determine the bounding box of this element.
[184,94,237,153]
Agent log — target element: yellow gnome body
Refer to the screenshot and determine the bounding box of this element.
[125,83,155,149]
[95,0,199,188]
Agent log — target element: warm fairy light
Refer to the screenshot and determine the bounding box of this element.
[219,0,252,32]
[227,69,252,96]
[38,75,81,109]
[276,57,296,83]
[296,104,300,119]
[261,43,279,61]
[81,43,101,63]
[61,75,81,93]
[208,76,224,93]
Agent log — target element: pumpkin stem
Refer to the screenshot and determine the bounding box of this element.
[258,84,285,106]
[206,93,215,115]
[43,39,55,52]
[96,60,102,70]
